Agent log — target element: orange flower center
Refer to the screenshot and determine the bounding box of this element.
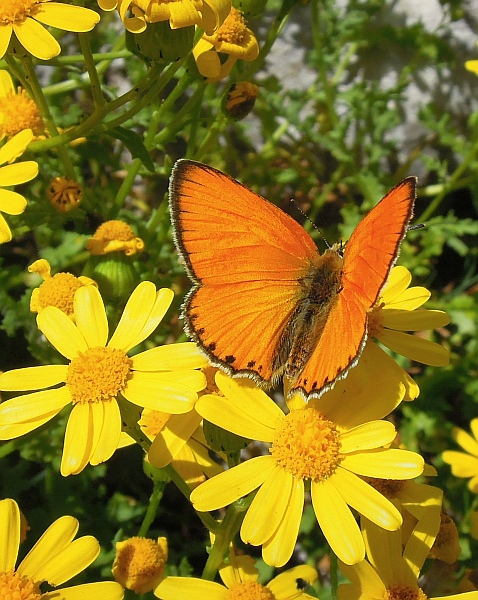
[0,570,41,600]
[93,220,136,242]
[225,581,276,600]
[270,408,341,481]
[217,7,247,45]
[66,346,132,404]
[0,0,43,24]
[384,584,427,600]
[112,536,168,594]
[37,273,84,316]
[0,89,44,138]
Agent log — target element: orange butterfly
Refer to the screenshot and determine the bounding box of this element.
[169,160,416,400]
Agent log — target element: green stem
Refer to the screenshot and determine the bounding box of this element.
[137,480,166,537]
[28,63,164,152]
[201,500,248,580]
[77,31,106,108]
[20,52,77,179]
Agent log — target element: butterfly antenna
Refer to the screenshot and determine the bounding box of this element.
[290,199,332,249]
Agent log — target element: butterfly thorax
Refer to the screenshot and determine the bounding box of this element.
[272,247,344,383]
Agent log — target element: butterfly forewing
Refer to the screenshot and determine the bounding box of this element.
[169,160,320,384]
[291,177,416,399]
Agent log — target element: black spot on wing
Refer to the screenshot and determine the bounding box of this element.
[225,355,236,364]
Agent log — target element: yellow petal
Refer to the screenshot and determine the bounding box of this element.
[0,189,27,214]
[0,129,32,165]
[340,421,397,454]
[122,372,199,414]
[331,467,402,531]
[168,0,200,29]
[0,410,62,439]
[131,342,208,371]
[0,24,12,60]
[13,19,60,60]
[452,425,478,456]
[0,498,20,571]
[470,418,478,444]
[267,565,318,598]
[381,266,412,303]
[90,399,121,465]
[190,455,275,512]
[384,286,430,310]
[340,448,424,480]
[108,284,173,352]
[154,577,226,600]
[195,372,283,441]
[0,162,38,186]
[0,386,70,426]
[37,306,88,359]
[261,477,304,568]
[0,365,68,391]
[311,478,365,565]
[194,41,221,78]
[61,403,97,476]
[361,517,405,587]
[0,70,14,98]
[442,451,478,477]
[401,484,442,579]
[313,342,410,429]
[0,211,12,243]
[148,409,202,468]
[241,465,293,545]
[338,558,386,597]
[43,581,125,600]
[18,515,78,579]
[34,3,100,32]
[74,286,108,348]
[29,536,99,586]
[466,59,478,75]
[97,0,117,10]
[377,329,450,366]
[382,309,450,331]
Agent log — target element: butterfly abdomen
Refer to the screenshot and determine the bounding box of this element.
[275,249,344,383]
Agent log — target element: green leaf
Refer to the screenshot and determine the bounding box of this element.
[106,126,155,173]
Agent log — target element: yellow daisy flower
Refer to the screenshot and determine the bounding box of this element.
[0,1,100,61]
[86,220,144,256]
[0,498,124,600]
[113,536,168,594]
[190,371,424,567]
[28,258,97,319]
[193,7,259,82]
[98,0,231,35]
[155,547,318,600]
[337,516,471,600]
[0,70,44,139]
[0,128,38,244]
[442,418,478,492]
[0,282,208,476]
[368,265,450,368]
